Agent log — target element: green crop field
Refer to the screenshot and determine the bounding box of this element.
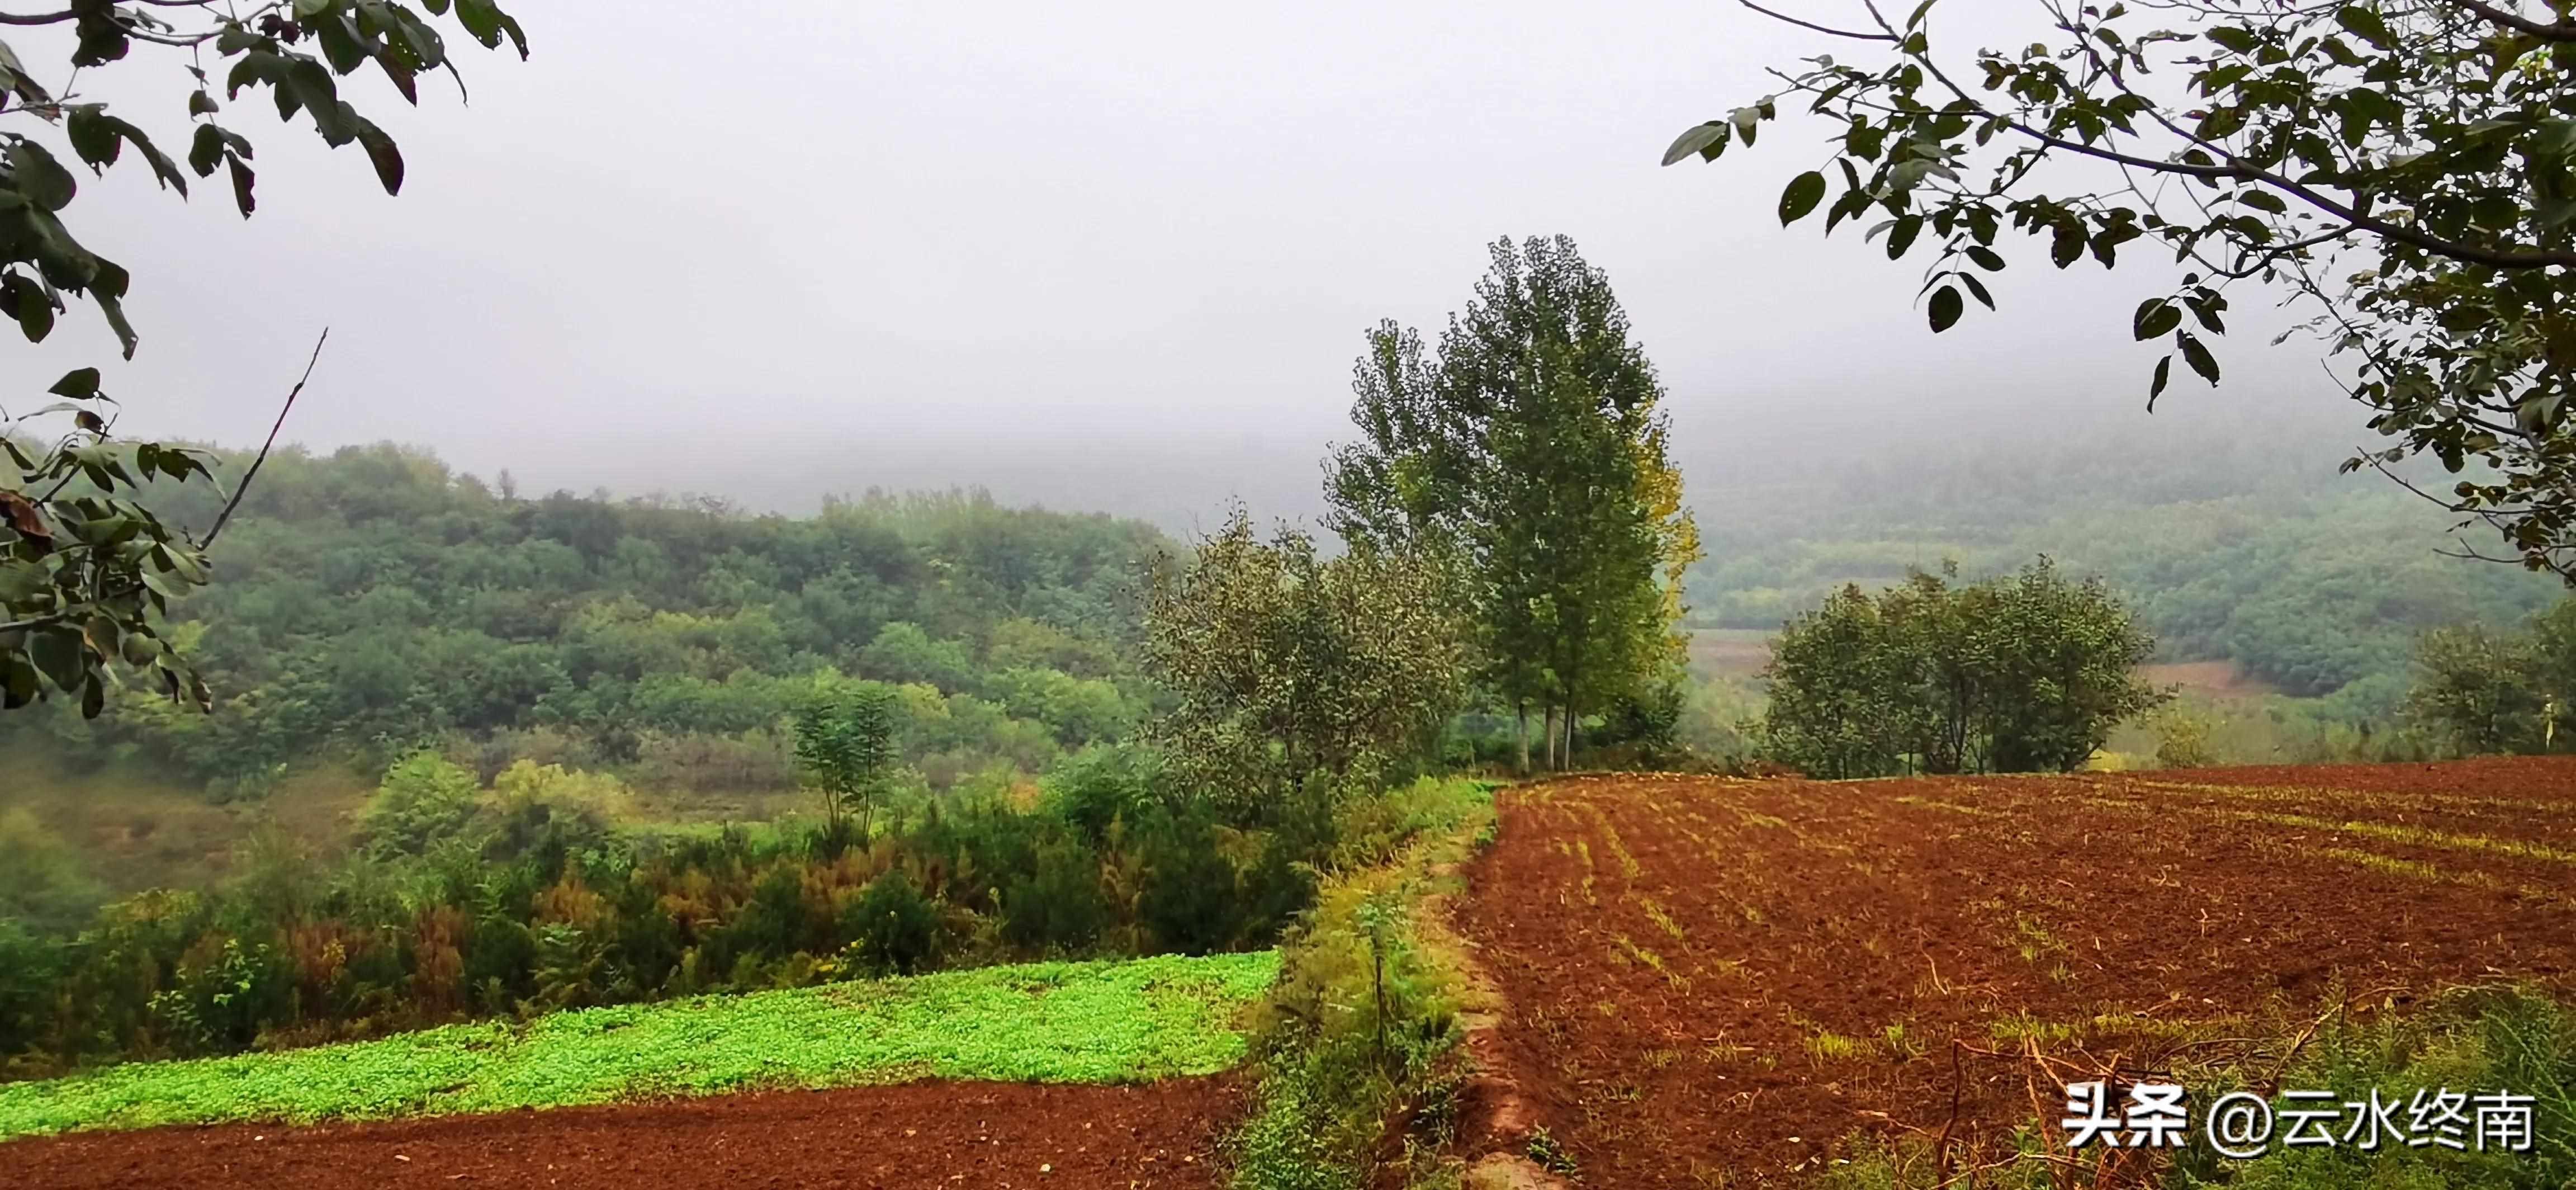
[0,951,1278,1141]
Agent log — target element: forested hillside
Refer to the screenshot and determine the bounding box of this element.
[1684,414,2565,706]
[23,417,2558,792]
[2,443,1170,799]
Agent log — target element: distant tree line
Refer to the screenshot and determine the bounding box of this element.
[1696,0,2576,582]
[2408,600,2576,756]
[1689,432,2563,707]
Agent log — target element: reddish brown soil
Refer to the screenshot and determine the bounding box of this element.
[0,1078,1239,1190]
[1456,759,2576,1187]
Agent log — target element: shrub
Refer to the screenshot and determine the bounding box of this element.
[362,753,486,858]
[462,915,536,1012]
[731,865,812,962]
[1001,840,1110,954]
[842,870,941,976]
[1139,814,1246,955]
[486,760,629,865]
[1329,776,1480,871]
[1042,744,1169,846]
[2409,624,2553,756]
[0,923,68,1064]
[631,729,797,794]
[528,923,603,1010]
[149,937,293,1055]
[2152,705,2218,769]
[1762,560,2165,777]
[1237,839,1317,950]
[1596,672,1688,757]
[0,809,105,934]
[0,766,1493,1071]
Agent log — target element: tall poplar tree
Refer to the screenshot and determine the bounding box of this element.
[1326,235,1699,770]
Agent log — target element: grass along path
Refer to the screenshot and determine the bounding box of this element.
[0,951,1278,1141]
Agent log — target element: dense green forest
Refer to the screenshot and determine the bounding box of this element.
[3,442,1167,799]
[1684,415,2566,708]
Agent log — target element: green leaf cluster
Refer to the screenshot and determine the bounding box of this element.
[1682,0,2576,577]
[1142,509,1469,816]
[1323,235,1702,769]
[1761,558,2166,778]
[4,0,527,720]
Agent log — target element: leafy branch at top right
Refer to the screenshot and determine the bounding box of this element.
[1680,0,2576,579]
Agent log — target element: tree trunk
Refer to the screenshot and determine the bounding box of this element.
[1561,630,1585,773]
[1543,705,1559,771]
[1562,698,1577,771]
[1515,701,1531,775]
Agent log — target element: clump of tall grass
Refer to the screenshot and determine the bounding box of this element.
[2178,987,2574,1190]
[1816,988,2574,1189]
[1231,777,1494,1190]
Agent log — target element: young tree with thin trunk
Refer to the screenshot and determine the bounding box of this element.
[794,684,898,847]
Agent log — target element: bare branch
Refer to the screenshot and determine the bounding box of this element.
[1736,0,1900,41]
[6,330,330,634]
[204,327,326,548]
[1811,0,2576,272]
[2440,0,2576,41]
[2362,446,2571,579]
[1981,112,2576,269]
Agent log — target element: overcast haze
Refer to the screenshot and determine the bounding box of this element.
[16,1,2365,528]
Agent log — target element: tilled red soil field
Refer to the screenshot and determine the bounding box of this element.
[1459,757,2576,1187]
[0,1078,1239,1190]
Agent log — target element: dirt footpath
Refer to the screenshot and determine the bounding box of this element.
[0,1078,1240,1190]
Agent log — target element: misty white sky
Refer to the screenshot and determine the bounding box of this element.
[12,1,2365,526]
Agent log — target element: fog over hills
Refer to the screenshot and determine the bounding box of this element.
[442,377,2397,543]
[8,0,2392,546]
